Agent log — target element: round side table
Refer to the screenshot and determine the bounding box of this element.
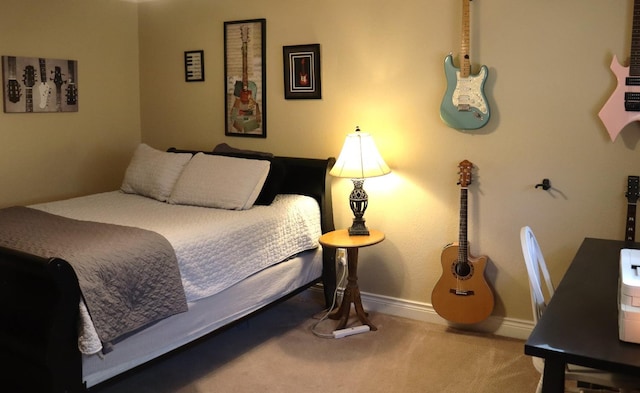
[318,229,385,330]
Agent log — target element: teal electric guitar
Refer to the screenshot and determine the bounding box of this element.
[440,0,490,130]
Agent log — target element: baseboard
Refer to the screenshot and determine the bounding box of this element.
[311,286,534,340]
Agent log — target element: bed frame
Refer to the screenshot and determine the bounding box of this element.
[0,154,336,393]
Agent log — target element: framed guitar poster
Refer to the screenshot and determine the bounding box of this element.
[283,44,321,99]
[224,18,266,138]
[2,55,78,113]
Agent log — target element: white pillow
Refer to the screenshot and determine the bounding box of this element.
[169,153,271,210]
[121,143,192,202]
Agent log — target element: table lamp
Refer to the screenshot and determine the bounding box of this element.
[330,126,390,236]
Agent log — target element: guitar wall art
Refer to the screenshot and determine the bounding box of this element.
[2,55,78,113]
[223,19,266,138]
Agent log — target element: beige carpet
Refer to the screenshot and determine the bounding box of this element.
[92,290,540,393]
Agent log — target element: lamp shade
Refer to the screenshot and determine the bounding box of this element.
[329,127,391,179]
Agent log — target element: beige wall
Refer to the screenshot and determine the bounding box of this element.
[0,0,141,206]
[138,0,639,323]
[2,0,638,325]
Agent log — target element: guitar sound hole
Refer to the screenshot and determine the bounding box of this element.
[452,261,473,280]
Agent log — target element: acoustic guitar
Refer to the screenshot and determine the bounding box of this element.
[431,160,494,324]
[440,0,490,130]
[625,175,639,242]
[599,0,640,141]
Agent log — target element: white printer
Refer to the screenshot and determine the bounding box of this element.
[619,248,640,343]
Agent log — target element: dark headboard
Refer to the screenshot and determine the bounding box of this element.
[275,156,336,234]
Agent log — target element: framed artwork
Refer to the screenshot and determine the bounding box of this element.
[283,44,321,100]
[184,50,205,82]
[224,18,266,138]
[2,55,78,113]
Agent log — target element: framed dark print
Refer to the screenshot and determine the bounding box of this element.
[283,44,321,100]
[184,50,204,82]
[224,18,266,138]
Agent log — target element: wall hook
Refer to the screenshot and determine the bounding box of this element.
[535,178,551,191]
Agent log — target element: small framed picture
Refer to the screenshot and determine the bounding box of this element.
[184,50,204,82]
[283,44,321,100]
[224,18,266,138]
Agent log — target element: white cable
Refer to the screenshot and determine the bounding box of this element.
[311,259,347,339]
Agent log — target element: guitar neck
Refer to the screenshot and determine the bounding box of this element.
[459,0,471,78]
[56,86,62,111]
[66,60,77,106]
[631,0,640,76]
[39,58,47,83]
[242,41,248,88]
[626,175,640,242]
[8,56,17,79]
[25,87,33,112]
[627,203,637,242]
[458,187,468,261]
[67,60,75,84]
[53,66,63,111]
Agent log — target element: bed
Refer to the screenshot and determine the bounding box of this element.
[0,144,337,393]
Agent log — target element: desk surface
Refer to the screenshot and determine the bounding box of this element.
[525,238,640,376]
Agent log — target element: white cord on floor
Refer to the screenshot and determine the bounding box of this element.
[311,261,347,339]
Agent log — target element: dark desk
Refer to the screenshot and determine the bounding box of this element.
[525,238,640,393]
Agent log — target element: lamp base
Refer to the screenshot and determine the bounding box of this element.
[348,178,370,236]
[348,217,370,236]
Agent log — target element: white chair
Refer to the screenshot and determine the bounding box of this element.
[520,226,640,393]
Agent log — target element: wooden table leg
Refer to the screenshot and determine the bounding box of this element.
[329,247,377,331]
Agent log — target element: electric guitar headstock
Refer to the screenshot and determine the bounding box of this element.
[52,66,65,89]
[457,160,473,188]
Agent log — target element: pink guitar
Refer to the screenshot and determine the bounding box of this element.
[599,0,640,141]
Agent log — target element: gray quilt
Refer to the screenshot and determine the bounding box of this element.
[0,206,188,344]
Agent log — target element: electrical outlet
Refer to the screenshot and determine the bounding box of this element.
[336,248,347,267]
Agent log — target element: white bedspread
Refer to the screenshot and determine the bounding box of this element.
[33,191,321,302]
[32,191,321,353]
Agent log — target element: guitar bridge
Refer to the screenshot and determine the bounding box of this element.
[449,289,475,296]
[624,92,640,111]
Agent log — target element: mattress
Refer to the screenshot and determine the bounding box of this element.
[32,191,321,302]
[82,248,322,387]
[31,191,322,354]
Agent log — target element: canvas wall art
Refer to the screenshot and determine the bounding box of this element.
[2,55,78,113]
